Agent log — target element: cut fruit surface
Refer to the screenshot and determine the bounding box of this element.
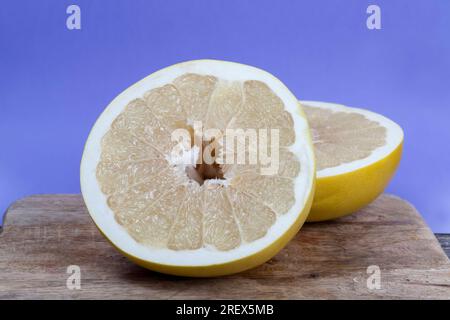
[80,60,315,276]
[301,101,403,221]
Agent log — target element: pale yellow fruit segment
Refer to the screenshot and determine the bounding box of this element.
[167,185,204,250]
[226,188,276,243]
[173,74,217,122]
[205,81,243,129]
[203,185,241,251]
[234,81,295,146]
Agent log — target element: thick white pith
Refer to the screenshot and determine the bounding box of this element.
[81,60,315,267]
[300,100,404,179]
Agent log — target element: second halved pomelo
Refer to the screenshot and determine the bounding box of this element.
[301,101,403,222]
[80,60,315,277]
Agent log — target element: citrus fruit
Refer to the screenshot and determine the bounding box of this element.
[301,101,403,222]
[80,60,315,277]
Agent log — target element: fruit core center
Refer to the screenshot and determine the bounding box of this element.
[185,138,225,186]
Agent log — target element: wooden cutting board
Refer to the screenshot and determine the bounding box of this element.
[1,194,449,299]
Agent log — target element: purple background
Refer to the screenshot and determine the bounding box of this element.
[1,1,449,231]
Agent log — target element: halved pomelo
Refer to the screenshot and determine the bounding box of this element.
[80,60,315,277]
[301,101,403,222]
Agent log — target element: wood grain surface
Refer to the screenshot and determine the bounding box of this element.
[1,194,449,299]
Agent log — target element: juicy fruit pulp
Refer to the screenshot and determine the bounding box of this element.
[81,60,315,276]
[303,105,386,171]
[96,75,299,251]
